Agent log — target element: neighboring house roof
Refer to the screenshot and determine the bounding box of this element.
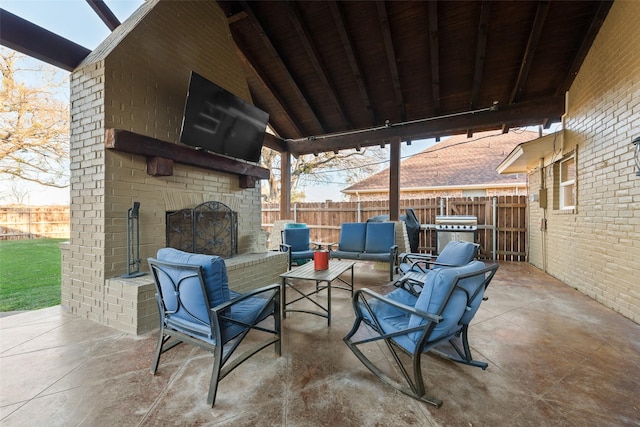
[343,130,537,194]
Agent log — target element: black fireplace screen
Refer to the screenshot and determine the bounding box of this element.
[166,201,238,258]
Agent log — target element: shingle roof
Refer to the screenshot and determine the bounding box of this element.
[343,130,536,193]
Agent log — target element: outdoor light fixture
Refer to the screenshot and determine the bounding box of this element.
[633,136,640,177]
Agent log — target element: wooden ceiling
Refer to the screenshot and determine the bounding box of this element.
[217,0,612,155]
[1,1,613,157]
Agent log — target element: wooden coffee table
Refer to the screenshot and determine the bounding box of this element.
[280,260,355,326]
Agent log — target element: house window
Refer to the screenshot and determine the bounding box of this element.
[559,155,575,210]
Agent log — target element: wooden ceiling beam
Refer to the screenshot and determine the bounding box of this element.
[328,1,377,126]
[238,1,327,135]
[502,0,550,133]
[284,1,351,129]
[467,1,492,138]
[85,0,121,31]
[0,9,90,71]
[236,47,303,140]
[377,2,407,122]
[557,0,614,95]
[285,95,565,156]
[427,2,441,117]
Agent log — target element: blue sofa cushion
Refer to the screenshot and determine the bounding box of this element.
[337,223,367,252]
[408,260,486,343]
[364,222,395,253]
[283,227,311,252]
[358,252,393,262]
[434,241,478,268]
[329,250,359,259]
[157,248,230,308]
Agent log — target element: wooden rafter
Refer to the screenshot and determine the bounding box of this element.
[235,47,303,140]
[283,1,351,129]
[510,1,549,104]
[237,0,326,135]
[327,1,377,126]
[0,9,90,71]
[85,0,121,31]
[557,0,614,95]
[377,2,406,122]
[427,1,440,117]
[502,0,550,133]
[467,1,492,138]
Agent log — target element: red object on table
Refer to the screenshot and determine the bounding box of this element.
[314,250,329,270]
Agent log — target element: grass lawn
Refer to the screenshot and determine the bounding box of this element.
[0,238,66,311]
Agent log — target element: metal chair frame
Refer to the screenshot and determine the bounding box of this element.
[343,262,498,407]
[148,258,281,407]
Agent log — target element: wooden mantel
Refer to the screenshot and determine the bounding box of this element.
[104,129,270,188]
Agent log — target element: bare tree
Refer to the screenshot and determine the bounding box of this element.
[260,146,386,202]
[0,48,70,188]
[0,177,31,205]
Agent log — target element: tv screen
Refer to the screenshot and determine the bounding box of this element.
[179,71,269,163]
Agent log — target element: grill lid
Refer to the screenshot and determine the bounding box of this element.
[435,215,478,230]
[435,215,478,225]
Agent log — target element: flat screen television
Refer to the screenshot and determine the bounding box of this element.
[179,71,269,163]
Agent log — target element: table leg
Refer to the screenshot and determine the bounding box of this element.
[281,277,287,319]
[326,279,331,326]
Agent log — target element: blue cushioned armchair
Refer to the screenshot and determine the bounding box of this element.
[280,226,320,269]
[343,260,498,407]
[148,248,281,407]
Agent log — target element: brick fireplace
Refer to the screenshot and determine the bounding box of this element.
[60,0,287,335]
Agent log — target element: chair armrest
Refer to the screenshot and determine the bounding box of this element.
[212,283,281,312]
[354,288,442,324]
[309,241,324,250]
[325,242,338,251]
[391,244,399,264]
[400,252,437,264]
[279,243,292,253]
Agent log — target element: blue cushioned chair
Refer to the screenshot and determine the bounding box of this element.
[343,260,498,407]
[148,248,281,407]
[395,241,479,295]
[280,226,319,269]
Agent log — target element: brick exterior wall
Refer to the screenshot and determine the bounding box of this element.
[62,0,283,334]
[527,1,640,323]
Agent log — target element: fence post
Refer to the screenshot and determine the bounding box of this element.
[294,203,297,222]
[492,197,497,260]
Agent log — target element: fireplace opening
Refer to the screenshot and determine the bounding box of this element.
[166,201,238,258]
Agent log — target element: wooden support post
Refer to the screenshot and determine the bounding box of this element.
[280,151,292,219]
[389,136,401,221]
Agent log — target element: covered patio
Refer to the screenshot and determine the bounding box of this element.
[2,261,638,425]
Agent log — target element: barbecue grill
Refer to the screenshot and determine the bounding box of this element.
[435,215,477,254]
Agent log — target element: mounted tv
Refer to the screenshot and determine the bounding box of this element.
[179,71,269,163]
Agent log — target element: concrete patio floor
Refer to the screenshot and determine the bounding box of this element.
[1,261,639,426]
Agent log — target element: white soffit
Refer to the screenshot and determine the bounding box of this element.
[496,131,563,174]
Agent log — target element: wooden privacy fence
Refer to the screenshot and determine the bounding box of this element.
[262,196,528,261]
[0,206,70,240]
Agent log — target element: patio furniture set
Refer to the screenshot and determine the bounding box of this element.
[147,222,498,408]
